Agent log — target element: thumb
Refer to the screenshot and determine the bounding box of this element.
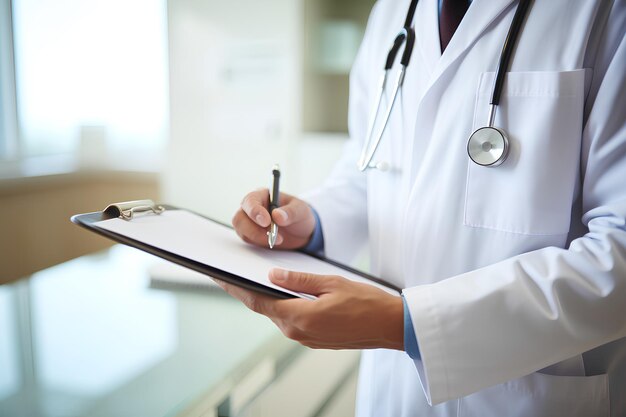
[269,268,336,295]
[272,198,312,227]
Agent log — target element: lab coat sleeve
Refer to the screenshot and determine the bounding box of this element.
[301,3,380,264]
[303,139,367,263]
[403,6,626,405]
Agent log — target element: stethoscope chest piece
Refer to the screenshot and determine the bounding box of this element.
[467,126,509,167]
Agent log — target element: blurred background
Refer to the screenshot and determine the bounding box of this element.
[0,0,376,284]
[0,1,378,416]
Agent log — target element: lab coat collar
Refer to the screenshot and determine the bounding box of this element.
[424,0,517,89]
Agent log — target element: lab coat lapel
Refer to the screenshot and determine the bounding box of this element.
[413,0,441,77]
[405,0,518,198]
[426,0,516,90]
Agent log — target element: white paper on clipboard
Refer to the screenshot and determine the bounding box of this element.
[94,209,399,299]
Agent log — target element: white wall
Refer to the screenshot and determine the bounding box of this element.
[164,0,348,224]
[163,4,365,412]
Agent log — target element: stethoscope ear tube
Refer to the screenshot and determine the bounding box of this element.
[357,65,407,172]
[358,0,418,172]
[359,26,415,172]
[384,27,416,70]
[400,28,416,67]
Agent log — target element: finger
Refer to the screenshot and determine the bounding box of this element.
[241,189,271,227]
[269,268,340,295]
[232,209,274,246]
[271,196,311,227]
[216,279,278,315]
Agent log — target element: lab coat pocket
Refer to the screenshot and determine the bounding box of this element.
[458,371,610,417]
[464,70,586,235]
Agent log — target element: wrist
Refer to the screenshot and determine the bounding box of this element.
[380,295,404,350]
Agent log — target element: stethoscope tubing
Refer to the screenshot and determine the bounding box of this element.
[490,0,532,107]
[359,0,533,172]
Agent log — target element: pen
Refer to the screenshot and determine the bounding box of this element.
[267,164,280,249]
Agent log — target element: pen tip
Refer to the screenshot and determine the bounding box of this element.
[267,230,276,249]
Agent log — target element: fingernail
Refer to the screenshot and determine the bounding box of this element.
[276,234,284,245]
[275,208,288,221]
[256,214,265,225]
[272,269,287,281]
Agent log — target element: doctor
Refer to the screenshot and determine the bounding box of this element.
[223,0,626,416]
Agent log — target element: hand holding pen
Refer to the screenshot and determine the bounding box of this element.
[232,166,316,250]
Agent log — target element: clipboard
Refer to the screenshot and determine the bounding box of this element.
[71,200,401,299]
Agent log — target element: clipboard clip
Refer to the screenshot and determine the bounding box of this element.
[104,199,165,220]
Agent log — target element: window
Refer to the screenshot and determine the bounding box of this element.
[10,0,168,160]
[0,0,18,160]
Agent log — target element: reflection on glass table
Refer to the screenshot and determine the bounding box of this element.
[0,245,298,417]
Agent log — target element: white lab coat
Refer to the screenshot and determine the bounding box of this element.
[304,0,626,416]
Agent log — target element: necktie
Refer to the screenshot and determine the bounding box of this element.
[439,0,470,52]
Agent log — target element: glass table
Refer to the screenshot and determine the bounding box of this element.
[0,245,301,417]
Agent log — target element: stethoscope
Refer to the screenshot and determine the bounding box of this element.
[357,0,532,172]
